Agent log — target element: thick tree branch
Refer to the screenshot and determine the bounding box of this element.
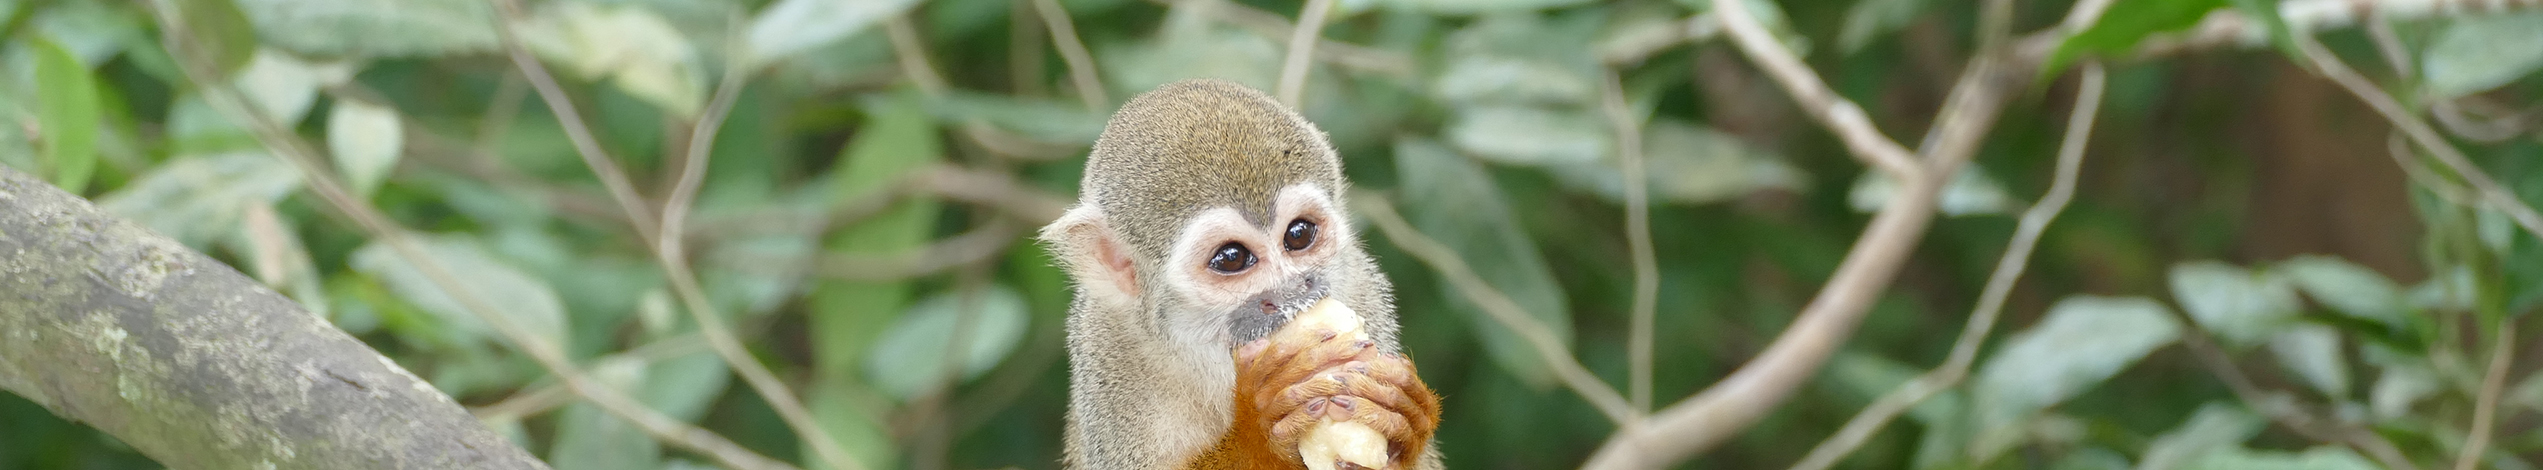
[0,166,547,470]
[1789,62,2107,470]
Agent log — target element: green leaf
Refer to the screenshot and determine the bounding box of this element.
[2278,255,2406,323]
[31,38,101,194]
[1971,296,2180,430]
[922,92,1108,144]
[2182,446,2380,470]
[1433,13,1601,105]
[1099,7,1282,97]
[2138,402,2266,470]
[2422,12,2543,98]
[2226,0,2304,68]
[233,202,330,321]
[863,286,1031,401]
[1394,137,1571,387]
[550,358,660,470]
[350,235,571,349]
[2167,261,2301,346]
[811,92,943,375]
[1850,165,2016,216]
[324,98,402,197]
[744,0,923,65]
[98,152,304,248]
[1445,104,1608,166]
[175,0,261,77]
[233,0,498,58]
[518,3,706,117]
[2047,0,2225,73]
[1837,0,1930,55]
[2368,362,2439,420]
[1546,120,1805,204]
[2267,324,2349,398]
[34,1,143,66]
[234,50,330,125]
[1379,0,1593,15]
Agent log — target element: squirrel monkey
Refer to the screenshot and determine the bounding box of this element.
[1040,79,1443,469]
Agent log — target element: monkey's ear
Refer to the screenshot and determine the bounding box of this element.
[1039,204,1141,306]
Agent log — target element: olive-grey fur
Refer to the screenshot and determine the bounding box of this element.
[1044,79,1438,469]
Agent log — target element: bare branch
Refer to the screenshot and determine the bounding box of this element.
[2456,320,2516,470]
[485,2,860,468]
[1597,68,1660,413]
[1031,0,1109,109]
[886,15,952,96]
[486,0,660,247]
[1274,0,1336,108]
[2292,31,2543,242]
[472,335,713,421]
[1707,0,1921,179]
[1358,195,1642,425]
[152,4,800,468]
[1788,62,2107,470]
[1158,0,1415,78]
[804,223,1024,282]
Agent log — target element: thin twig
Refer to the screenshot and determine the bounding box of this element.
[1787,61,2107,470]
[1029,0,1107,109]
[886,15,951,96]
[811,223,1022,281]
[2456,319,2516,470]
[1706,0,1921,179]
[150,4,797,469]
[1273,0,1335,108]
[472,334,713,420]
[2292,32,2543,243]
[1154,0,1413,78]
[1357,195,1642,425]
[1009,0,1049,96]
[2388,133,2481,207]
[1597,68,1660,413]
[487,0,661,247]
[1600,14,1719,66]
[485,2,860,467]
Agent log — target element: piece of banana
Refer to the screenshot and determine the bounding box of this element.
[1290,298,1388,470]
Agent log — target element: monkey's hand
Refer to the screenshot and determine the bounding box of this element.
[1227,301,1439,470]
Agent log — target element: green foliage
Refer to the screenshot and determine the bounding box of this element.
[6,0,2543,468]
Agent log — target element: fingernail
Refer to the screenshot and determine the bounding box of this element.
[1353,340,1374,350]
[1306,398,1329,413]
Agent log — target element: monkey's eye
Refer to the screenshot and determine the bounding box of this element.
[1207,243,1257,274]
[1283,219,1318,251]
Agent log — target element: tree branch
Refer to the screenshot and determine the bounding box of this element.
[2290,30,2543,243]
[1598,68,1661,413]
[1031,0,1108,109]
[1706,0,1921,179]
[0,166,547,470]
[1273,0,1335,108]
[1789,62,2107,470]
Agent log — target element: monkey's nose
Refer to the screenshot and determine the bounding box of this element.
[1259,299,1281,315]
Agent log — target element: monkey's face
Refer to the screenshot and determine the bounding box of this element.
[1152,183,1360,348]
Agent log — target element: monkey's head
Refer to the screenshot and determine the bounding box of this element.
[1041,79,1359,352]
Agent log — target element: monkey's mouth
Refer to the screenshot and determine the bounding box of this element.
[1225,273,1328,346]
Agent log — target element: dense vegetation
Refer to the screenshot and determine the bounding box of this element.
[1,0,2540,469]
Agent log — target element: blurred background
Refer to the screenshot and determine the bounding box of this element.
[1,0,2539,468]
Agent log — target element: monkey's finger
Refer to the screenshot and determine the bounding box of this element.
[1323,396,1425,468]
[1263,367,1353,412]
[1267,399,1331,461]
[1262,339,1373,402]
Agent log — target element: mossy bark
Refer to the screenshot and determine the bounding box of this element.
[0,166,546,469]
